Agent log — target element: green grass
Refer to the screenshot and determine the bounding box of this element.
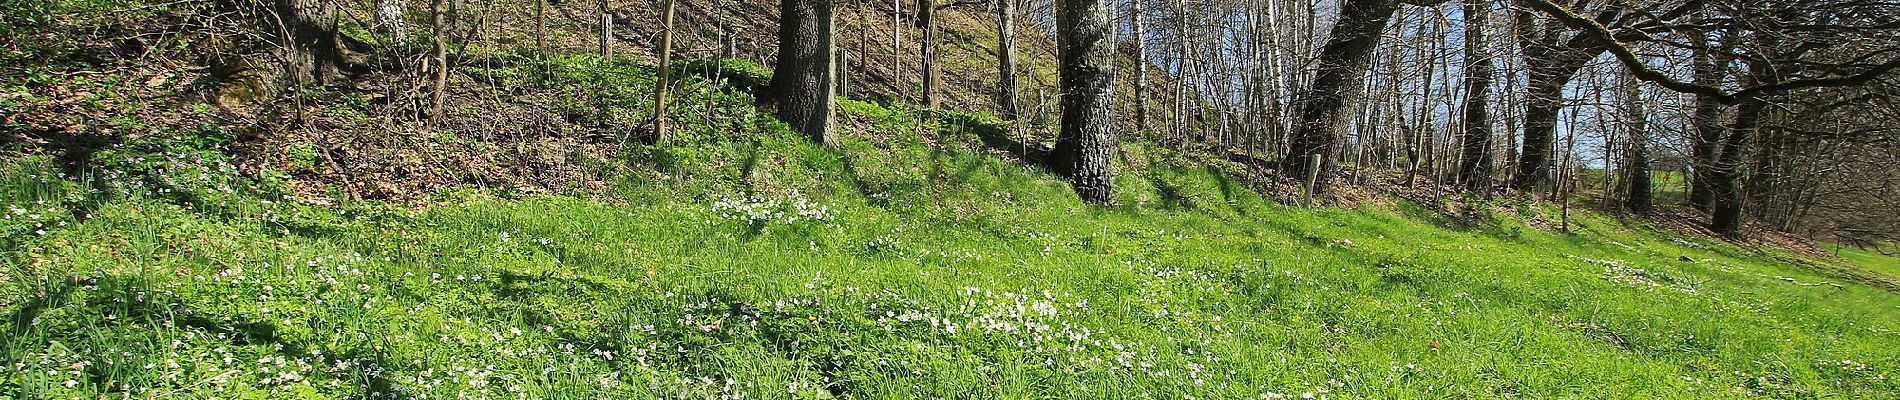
[1836,245,1900,279]
[5,57,1900,399]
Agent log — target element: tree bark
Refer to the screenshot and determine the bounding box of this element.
[1687,41,1728,210]
[766,0,839,146]
[917,0,939,109]
[1051,0,1116,205]
[535,0,546,54]
[269,0,351,87]
[1710,96,1764,236]
[598,0,612,58]
[1621,74,1652,214]
[430,0,448,120]
[376,0,408,48]
[1457,0,1495,192]
[1511,59,1594,193]
[1132,0,1146,133]
[651,0,678,142]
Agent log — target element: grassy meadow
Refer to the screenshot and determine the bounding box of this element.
[4,57,1900,399]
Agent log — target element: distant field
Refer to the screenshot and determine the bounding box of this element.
[5,97,1898,398]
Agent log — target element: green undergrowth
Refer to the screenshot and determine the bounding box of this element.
[5,56,1900,399]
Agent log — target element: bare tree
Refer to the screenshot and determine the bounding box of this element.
[918,0,940,109]
[1507,0,1616,193]
[1283,0,1444,195]
[430,0,449,120]
[1458,0,1496,192]
[1525,0,1900,236]
[651,0,678,142]
[998,0,1019,119]
[1131,0,1147,133]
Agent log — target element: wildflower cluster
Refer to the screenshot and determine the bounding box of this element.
[1817,359,1888,384]
[1572,256,1697,294]
[710,191,837,226]
[87,135,267,205]
[1,201,74,244]
[0,159,86,246]
[864,226,904,254]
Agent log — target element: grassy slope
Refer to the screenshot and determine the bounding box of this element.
[6,69,1900,399]
[1837,246,1900,279]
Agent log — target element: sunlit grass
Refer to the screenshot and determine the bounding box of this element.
[1835,245,1900,279]
[4,57,1898,399]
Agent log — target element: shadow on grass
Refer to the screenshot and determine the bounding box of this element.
[4,276,84,339]
[937,112,1047,167]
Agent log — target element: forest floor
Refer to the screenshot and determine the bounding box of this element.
[6,62,1900,398]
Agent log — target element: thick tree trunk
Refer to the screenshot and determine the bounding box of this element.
[1687,45,1727,211]
[1710,96,1764,236]
[1051,0,1116,205]
[1621,75,1652,214]
[1511,66,1566,192]
[269,0,349,87]
[377,0,408,47]
[1282,0,1401,196]
[1508,4,1615,194]
[1709,43,1782,237]
[766,0,839,146]
[1457,0,1495,192]
[998,0,1019,119]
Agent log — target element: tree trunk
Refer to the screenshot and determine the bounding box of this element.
[1710,96,1764,236]
[598,0,612,58]
[1687,43,1728,211]
[917,0,939,109]
[765,0,839,146]
[891,0,903,101]
[1510,65,1570,193]
[377,0,408,48]
[1172,0,1191,143]
[998,0,1019,119]
[1132,0,1147,133]
[535,0,546,54]
[1508,5,1612,194]
[1282,0,1402,196]
[1051,0,1116,205]
[1620,74,1652,214]
[430,0,448,120]
[839,48,851,98]
[1457,0,1495,193]
[651,0,678,142]
[270,0,349,87]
